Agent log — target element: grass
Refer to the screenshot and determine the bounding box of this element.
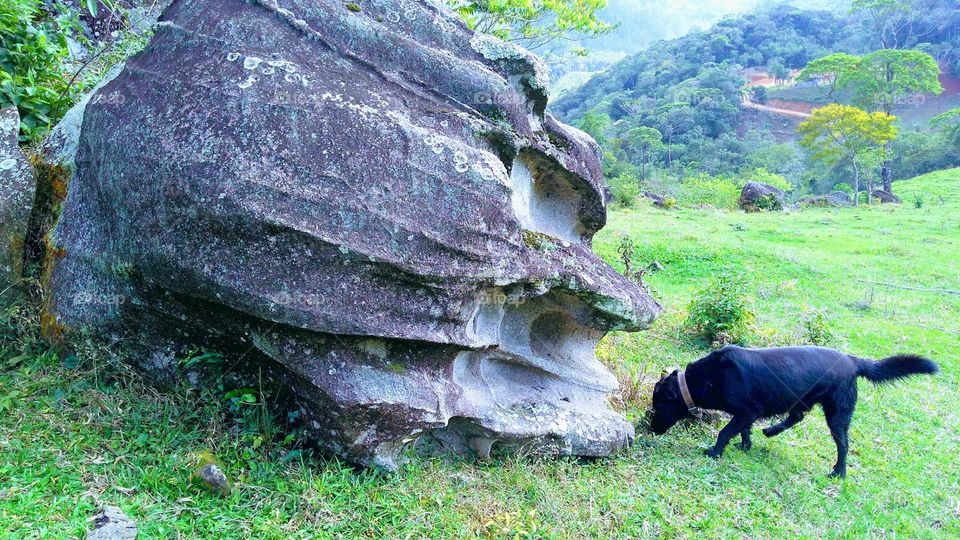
[2,170,960,538]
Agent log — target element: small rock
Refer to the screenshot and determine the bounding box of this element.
[193,452,231,495]
[87,505,137,540]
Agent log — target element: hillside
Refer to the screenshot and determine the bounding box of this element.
[4,169,959,538]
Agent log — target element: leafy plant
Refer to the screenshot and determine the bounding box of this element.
[447,0,615,49]
[686,270,755,345]
[913,193,923,209]
[801,310,836,346]
[678,173,740,210]
[0,0,75,142]
[609,173,640,207]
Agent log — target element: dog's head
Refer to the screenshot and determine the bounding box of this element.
[648,369,694,435]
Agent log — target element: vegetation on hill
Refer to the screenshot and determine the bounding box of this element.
[4,168,959,537]
[551,0,960,204]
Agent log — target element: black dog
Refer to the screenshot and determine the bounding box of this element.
[648,345,938,477]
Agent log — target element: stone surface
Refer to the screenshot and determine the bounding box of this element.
[47,0,660,469]
[872,190,902,204]
[738,181,785,212]
[799,191,852,208]
[87,505,137,540]
[0,108,35,281]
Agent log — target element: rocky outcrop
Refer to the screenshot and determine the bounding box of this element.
[739,181,785,212]
[799,191,852,208]
[46,0,660,469]
[872,190,902,204]
[0,108,35,282]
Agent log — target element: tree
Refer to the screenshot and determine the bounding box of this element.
[931,108,960,146]
[797,104,898,206]
[796,53,861,101]
[577,111,612,146]
[800,49,942,190]
[448,0,615,50]
[851,0,933,50]
[625,126,663,183]
[767,58,789,85]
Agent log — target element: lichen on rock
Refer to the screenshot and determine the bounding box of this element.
[46,0,661,469]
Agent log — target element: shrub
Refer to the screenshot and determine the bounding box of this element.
[747,167,792,193]
[609,173,641,207]
[913,194,924,209]
[685,270,755,345]
[678,173,740,210]
[0,0,75,142]
[801,310,835,346]
[833,182,853,196]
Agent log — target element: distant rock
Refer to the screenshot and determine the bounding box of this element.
[45,0,660,469]
[86,506,137,540]
[0,108,35,282]
[799,191,852,208]
[643,192,673,209]
[739,181,785,212]
[872,190,902,204]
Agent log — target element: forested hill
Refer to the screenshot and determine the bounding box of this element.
[551,5,856,121]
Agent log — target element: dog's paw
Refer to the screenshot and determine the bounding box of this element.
[827,469,847,479]
[703,448,722,460]
[738,440,752,452]
[762,427,778,437]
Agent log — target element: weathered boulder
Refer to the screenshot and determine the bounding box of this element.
[799,191,852,208]
[0,108,35,282]
[872,190,902,204]
[739,181,785,212]
[46,0,660,468]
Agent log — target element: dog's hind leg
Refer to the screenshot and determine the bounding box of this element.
[705,415,756,459]
[762,409,805,437]
[823,384,857,478]
[738,426,753,452]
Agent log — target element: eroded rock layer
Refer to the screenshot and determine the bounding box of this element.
[48,0,660,468]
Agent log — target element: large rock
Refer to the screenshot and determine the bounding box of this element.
[46,0,660,468]
[739,181,784,212]
[872,190,902,204]
[0,108,35,281]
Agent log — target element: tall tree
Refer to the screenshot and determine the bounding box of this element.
[851,0,934,50]
[625,126,663,183]
[798,104,898,206]
[852,49,942,190]
[800,49,942,191]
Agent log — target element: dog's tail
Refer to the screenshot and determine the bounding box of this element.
[853,354,939,384]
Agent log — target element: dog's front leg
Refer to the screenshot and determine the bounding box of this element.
[705,415,755,459]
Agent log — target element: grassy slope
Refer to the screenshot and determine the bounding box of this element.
[2,170,959,538]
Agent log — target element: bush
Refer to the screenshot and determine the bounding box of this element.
[747,167,792,192]
[0,0,75,142]
[833,183,853,195]
[802,310,835,346]
[678,173,740,210]
[686,270,755,345]
[609,173,641,207]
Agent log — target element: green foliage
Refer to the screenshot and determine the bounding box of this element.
[801,310,835,346]
[0,0,74,142]
[448,0,614,48]
[678,173,740,210]
[747,167,792,193]
[913,193,923,208]
[609,173,640,207]
[798,104,898,204]
[833,182,854,195]
[686,269,755,345]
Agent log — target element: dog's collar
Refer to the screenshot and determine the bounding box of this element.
[677,369,698,413]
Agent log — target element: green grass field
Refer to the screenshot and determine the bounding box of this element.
[2,170,959,538]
